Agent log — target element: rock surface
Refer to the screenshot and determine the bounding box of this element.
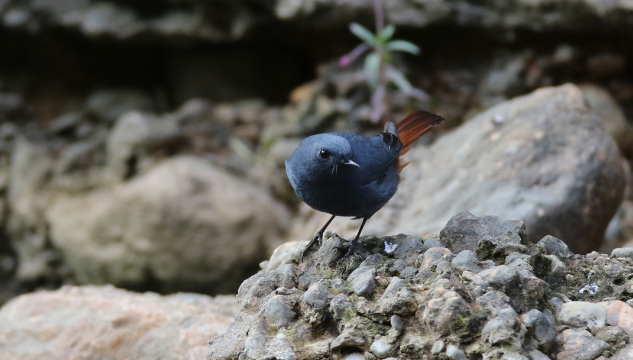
[0,285,238,360]
[46,156,290,293]
[206,212,633,360]
[4,0,633,41]
[294,84,627,254]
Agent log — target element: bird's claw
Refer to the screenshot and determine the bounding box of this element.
[301,232,323,261]
[335,241,361,264]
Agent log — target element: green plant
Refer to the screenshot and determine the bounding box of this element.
[339,0,427,122]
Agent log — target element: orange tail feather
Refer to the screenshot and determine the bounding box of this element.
[396,110,444,173]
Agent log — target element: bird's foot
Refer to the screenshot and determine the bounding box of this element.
[335,239,362,264]
[301,232,324,261]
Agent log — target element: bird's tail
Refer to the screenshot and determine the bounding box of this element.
[396,110,444,172]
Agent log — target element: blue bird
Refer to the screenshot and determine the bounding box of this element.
[286,111,444,262]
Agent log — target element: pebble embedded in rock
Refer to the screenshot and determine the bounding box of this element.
[400,266,418,278]
[521,309,556,345]
[556,328,610,360]
[431,340,445,354]
[369,337,393,358]
[330,293,353,321]
[421,247,452,271]
[445,344,467,360]
[451,250,481,272]
[557,301,607,330]
[422,238,444,250]
[351,268,377,297]
[537,235,573,258]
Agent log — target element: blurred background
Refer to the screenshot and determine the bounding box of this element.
[0,0,633,305]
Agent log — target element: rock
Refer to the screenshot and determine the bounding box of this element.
[579,84,633,155]
[445,345,467,360]
[46,156,290,293]
[314,84,626,254]
[0,285,237,360]
[594,326,629,349]
[600,301,633,338]
[611,247,633,259]
[422,238,444,250]
[420,247,452,271]
[85,89,153,123]
[556,328,610,360]
[451,250,481,272]
[262,240,304,271]
[521,309,556,346]
[351,268,377,297]
[208,214,633,360]
[537,235,574,258]
[557,301,607,330]
[431,340,445,354]
[370,337,393,358]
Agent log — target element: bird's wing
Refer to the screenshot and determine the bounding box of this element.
[334,132,401,186]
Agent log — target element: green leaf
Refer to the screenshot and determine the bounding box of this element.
[350,23,377,46]
[364,53,381,89]
[379,24,396,43]
[385,40,420,55]
[386,66,412,93]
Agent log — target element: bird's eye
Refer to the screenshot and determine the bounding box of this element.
[318,149,331,159]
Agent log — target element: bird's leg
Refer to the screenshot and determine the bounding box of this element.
[337,217,368,263]
[302,215,336,261]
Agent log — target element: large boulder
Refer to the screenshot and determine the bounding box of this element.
[292,84,628,254]
[0,285,238,360]
[46,156,291,293]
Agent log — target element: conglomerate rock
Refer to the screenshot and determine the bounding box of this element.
[207,211,633,360]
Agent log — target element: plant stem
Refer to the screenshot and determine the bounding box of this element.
[374,0,384,32]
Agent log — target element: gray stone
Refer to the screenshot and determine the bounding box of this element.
[611,247,633,259]
[482,316,516,345]
[479,265,518,288]
[422,238,444,250]
[440,211,528,256]
[302,282,330,310]
[521,309,556,345]
[263,241,304,271]
[537,235,574,258]
[369,337,393,358]
[613,344,633,360]
[391,259,408,273]
[528,350,551,360]
[390,235,425,259]
[330,293,352,321]
[400,266,418,278]
[344,353,365,360]
[351,268,376,297]
[264,295,297,329]
[594,326,629,348]
[452,250,481,272]
[446,344,467,360]
[379,277,416,315]
[556,328,610,360]
[431,340,445,354]
[557,301,607,330]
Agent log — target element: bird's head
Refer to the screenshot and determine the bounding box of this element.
[286,134,359,185]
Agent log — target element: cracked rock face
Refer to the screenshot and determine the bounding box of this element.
[206,211,633,360]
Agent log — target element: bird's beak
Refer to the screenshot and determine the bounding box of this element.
[341,159,360,168]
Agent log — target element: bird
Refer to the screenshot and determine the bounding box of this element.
[285,110,444,262]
